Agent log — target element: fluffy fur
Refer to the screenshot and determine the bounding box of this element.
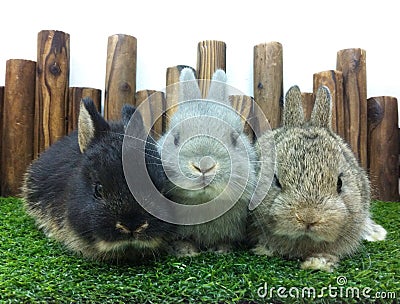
[158,68,257,255]
[22,98,174,263]
[250,85,386,271]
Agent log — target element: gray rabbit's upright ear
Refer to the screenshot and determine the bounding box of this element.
[78,97,110,153]
[282,85,305,127]
[179,67,201,102]
[207,69,228,103]
[310,86,332,129]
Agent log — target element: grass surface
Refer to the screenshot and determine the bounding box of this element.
[0,197,399,303]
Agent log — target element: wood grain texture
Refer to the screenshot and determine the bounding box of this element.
[196,40,226,97]
[367,96,399,201]
[135,90,165,140]
[165,65,195,131]
[301,92,314,122]
[336,48,368,169]
[68,87,101,134]
[313,70,344,135]
[34,30,70,158]
[104,34,137,121]
[1,60,36,196]
[253,42,283,129]
[229,95,255,142]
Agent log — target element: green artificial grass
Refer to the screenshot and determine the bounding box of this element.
[0,197,399,303]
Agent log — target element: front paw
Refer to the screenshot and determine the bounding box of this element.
[251,244,274,256]
[207,243,232,254]
[169,240,200,257]
[301,254,339,272]
[363,219,387,241]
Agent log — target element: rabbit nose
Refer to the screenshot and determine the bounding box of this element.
[115,221,149,234]
[192,156,217,174]
[295,213,319,230]
[115,222,131,234]
[134,221,149,233]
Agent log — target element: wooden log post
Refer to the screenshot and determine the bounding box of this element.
[68,87,102,134]
[196,40,226,97]
[1,60,36,196]
[313,70,344,135]
[165,65,196,131]
[367,96,399,202]
[35,30,70,158]
[253,42,284,129]
[104,34,137,121]
[229,95,255,142]
[336,48,368,169]
[301,92,314,122]
[135,90,165,140]
[0,86,4,195]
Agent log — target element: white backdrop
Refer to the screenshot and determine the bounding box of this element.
[0,0,399,124]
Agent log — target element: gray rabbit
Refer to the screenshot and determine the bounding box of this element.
[250,85,386,271]
[158,68,257,256]
[22,98,175,263]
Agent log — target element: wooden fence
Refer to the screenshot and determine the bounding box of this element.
[0,30,399,202]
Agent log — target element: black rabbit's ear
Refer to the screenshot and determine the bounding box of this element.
[310,86,332,129]
[78,97,110,153]
[121,104,137,129]
[282,85,305,127]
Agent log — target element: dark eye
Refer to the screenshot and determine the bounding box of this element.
[274,174,282,189]
[231,131,239,147]
[174,133,180,146]
[337,173,343,194]
[94,182,104,200]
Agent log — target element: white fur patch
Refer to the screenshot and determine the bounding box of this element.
[363,219,387,241]
[301,255,338,272]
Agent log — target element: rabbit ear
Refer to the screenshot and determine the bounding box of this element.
[179,67,201,102]
[121,104,137,128]
[78,97,110,153]
[310,86,332,129]
[282,85,305,127]
[121,104,147,137]
[207,69,228,102]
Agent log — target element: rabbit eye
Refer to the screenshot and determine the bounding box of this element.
[337,173,343,194]
[174,133,180,146]
[94,182,104,200]
[274,174,282,189]
[231,131,239,147]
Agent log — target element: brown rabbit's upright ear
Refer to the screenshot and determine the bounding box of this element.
[310,86,332,129]
[78,97,110,153]
[282,85,305,127]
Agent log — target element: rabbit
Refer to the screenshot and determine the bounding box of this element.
[249,85,387,272]
[22,97,175,263]
[158,68,258,256]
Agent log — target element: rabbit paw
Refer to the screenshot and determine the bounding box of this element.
[301,254,339,272]
[170,240,200,257]
[207,243,232,254]
[251,244,274,256]
[363,219,387,241]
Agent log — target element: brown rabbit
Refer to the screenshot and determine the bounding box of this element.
[249,85,386,272]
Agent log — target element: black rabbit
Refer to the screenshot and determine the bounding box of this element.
[22,98,175,263]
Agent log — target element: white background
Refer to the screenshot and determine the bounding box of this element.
[0,0,398,124]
